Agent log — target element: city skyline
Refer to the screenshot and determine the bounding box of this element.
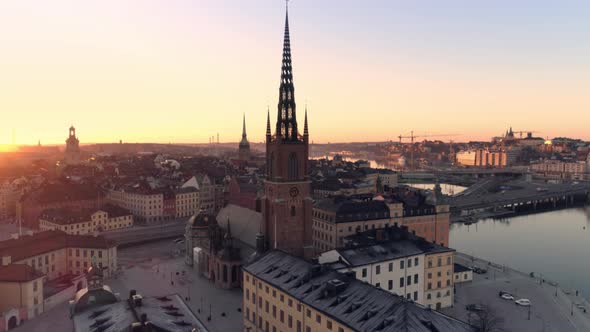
[1,0,589,146]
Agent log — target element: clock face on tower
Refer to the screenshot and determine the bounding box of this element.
[289,187,299,197]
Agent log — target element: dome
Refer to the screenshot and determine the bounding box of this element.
[187,211,217,228]
[73,286,117,314]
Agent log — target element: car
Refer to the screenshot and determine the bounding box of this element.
[466,304,486,312]
[501,293,514,301]
[470,266,487,274]
[515,299,531,306]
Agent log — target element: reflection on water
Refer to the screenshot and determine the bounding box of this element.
[451,208,590,299]
[408,183,467,195]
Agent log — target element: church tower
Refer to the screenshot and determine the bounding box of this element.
[65,125,81,165]
[262,5,313,258]
[238,114,251,161]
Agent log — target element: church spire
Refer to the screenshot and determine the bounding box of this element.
[242,113,247,139]
[266,106,271,137]
[275,2,299,141]
[304,105,309,137]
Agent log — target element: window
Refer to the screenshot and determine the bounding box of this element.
[406,293,411,299]
[388,280,393,290]
[327,320,333,330]
[428,282,432,290]
[288,315,293,328]
[375,265,380,275]
[306,309,311,318]
[408,259,412,268]
[400,260,404,269]
[400,277,404,287]
[427,294,432,300]
[288,153,299,180]
[414,257,419,266]
[407,276,412,286]
[316,315,321,324]
[376,282,380,288]
[414,274,418,284]
[414,291,418,301]
[388,262,393,272]
[362,268,367,278]
[272,305,276,317]
[280,310,284,323]
[447,257,451,265]
[291,206,296,217]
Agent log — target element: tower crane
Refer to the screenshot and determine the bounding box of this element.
[398,131,461,170]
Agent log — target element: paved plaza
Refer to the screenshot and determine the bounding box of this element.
[442,253,590,332]
[14,240,243,332]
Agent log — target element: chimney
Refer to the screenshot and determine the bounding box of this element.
[375,229,384,241]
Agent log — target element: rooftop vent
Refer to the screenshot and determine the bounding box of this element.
[156,296,172,302]
[421,320,440,332]
[329,295,348,307]
[358,309,378,322]
[375,316,395,330]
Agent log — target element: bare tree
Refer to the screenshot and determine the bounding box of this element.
[469,305,505,332]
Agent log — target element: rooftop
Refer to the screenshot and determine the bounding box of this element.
[0,230,116,262]
[244,250,475,332]
[0,263,44,282]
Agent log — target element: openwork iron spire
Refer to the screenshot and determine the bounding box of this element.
[304,104,308,137]
[242,113,247,139]
[275,3,299,141]
[266,106,271,136]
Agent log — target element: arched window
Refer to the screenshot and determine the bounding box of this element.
[288,153,298,180]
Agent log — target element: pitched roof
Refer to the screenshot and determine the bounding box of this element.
[40,204,131,225]
[244,251,475,332]
[0,264,44,282]
[0,231,116,262]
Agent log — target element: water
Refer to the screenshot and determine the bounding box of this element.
[407,183,467,196]
[450,208,590,299]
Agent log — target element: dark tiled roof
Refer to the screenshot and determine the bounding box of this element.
[23,183,101,204]
[0,264,44,282]
[244,251,475,332]
[0,231,116,262]
[315,199,390,223]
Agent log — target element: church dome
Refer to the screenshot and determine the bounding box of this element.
[187,211,217,228]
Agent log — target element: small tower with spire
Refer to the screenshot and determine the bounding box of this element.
[64,125,81,165]
[238,113,251,161]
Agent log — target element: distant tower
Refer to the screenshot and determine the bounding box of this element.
[262,4,313,258]
[238,113,251,161]
[64,125,81,165]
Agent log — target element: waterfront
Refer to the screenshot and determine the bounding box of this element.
[450,208,590,300]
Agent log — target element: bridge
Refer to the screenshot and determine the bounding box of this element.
[102,219,186,247]
[448,179,590,218]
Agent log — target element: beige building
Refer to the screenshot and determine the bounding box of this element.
[39,204,133,235]
[0,230,117,280]
[454,263,473,284]
[243,250,475,332]
[0,264,45,322]
[530,160,587,180]
[107,188,164,224]
[175,187,199,218]
[424,250,455,309]
[456,147,519,168]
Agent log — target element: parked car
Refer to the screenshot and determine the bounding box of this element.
[466,304,486,312]
[515,299,531,306]
[501,293,514,301]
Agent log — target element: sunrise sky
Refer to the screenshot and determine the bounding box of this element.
[1,0,589,145]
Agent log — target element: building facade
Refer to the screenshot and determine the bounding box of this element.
[39,204,133,235]
[261,8,313,258]
[0,231,117,280]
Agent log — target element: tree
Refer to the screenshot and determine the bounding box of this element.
[469,306,505,332]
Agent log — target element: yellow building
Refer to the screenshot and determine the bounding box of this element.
[243,250,475,332]
[39,204,133,235]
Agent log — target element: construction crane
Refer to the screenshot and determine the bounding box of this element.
[398,131,461,170]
